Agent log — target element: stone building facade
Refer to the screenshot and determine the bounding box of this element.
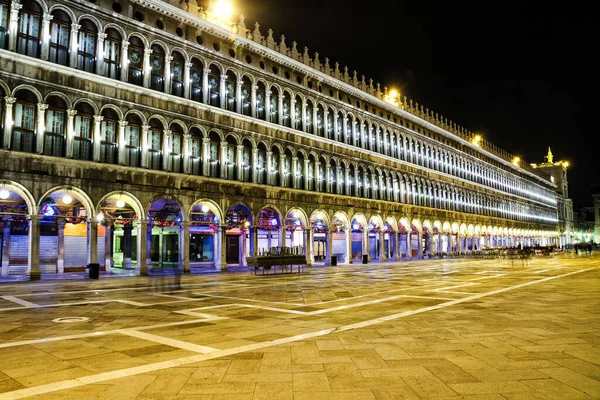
[0,0,563,279]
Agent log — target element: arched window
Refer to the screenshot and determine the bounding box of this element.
[169,123,183,173]
[0,0,9,49]
[103,28,121,79]
[240,76,252,116]
[293,95,302,130]
[284,148,293,188]
[295,152,304,189]
[268,87,278,124]
[147,118,163,170]
[271,147,281,186]
[44,96,67,157]
[49,10,70,66]
[11,90,37,152]
[150,44,165,92]
[224,136,236,180]
[336,111,343,142]
[73,101,94,160]
[317,157,326,192]
[170,51,185,97]
[207,131,220,178]
[224,71,236,112]
[99,108,118,164]
[329,159,337,193]
[241,139,252,182]
[127,36,144,86]
[348,165,355,196]
[124,114,141,167]
[189,58,203,102]
[189,127,202,176]
[256,143,267,184]
[338,162,346,195]
[256,82,266,120]
[207,65,220,107]
[316,105,325,137]
[307,154,316,191]
[17,0,42,58]
[305,101,313,134]
[282,91,291,127]
[77,19,97,72]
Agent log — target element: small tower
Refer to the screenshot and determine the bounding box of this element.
[545,147,554,164]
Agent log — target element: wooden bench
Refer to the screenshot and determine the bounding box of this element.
[246,255,307,275]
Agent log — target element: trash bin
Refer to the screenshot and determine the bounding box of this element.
[331,255,337,266]
[362,254,369,264]
[88,263,99,279]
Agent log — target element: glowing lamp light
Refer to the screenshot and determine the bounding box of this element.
[0,189,10,200]
[213,0,233,20]
[512,156,521,166]
[62,195,73,205]
[116,199,126,208]
[96,213,104,223]
[271,218,278,226]
[201,205,210,213]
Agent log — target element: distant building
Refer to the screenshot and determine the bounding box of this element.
[531,148,574,247]
[592,185,600,244]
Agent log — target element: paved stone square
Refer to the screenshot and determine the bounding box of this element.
[0,254,598,399]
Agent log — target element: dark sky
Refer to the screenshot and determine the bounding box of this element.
[226,0,594,207]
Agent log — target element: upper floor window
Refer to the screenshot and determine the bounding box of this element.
[11,93,36,153]
[0,0,9,49]
[77,19,97,72]
[171,51,184,97]
[44,97,67,157]
[49,10,70,66]
[99,108,118,164]
[150,44,164,92]
[73,102,94,161]
[189,59,203,103]
[103,28,121,79]
[17,0,42,58]
[127,36,144,86]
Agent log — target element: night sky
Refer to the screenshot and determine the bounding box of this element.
[221,1,594,208]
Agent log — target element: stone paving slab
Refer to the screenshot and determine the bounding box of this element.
[0,254,597,399]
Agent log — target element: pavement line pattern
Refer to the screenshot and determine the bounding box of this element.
[119,330,219,353]
[0,265,594,400]
[0,296,40,308]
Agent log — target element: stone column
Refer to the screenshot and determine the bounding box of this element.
[202,138,210,176]
[303,159,309,190]
[264,90,271,121]
[292,156,299,189]
[301,102,308,132]
[304,229,312,267]
[325,164,331,193]
[315,109,321,136]
[96,33,106,75]
[342,117,348,144]
[118,120,127,165]
[1,221,11,276]
[143,48,152,88]
[120,41,129,82]
[88,220,98,265]
[280,225,286,248]
[40,12,52,60]
[235,81,242,113]
[219,74,227,108]
[380,230,386,262]
[219,141,227,179]
[138,124,149,168]
[56,219,65,274]
[277,93,284,125]
[179,223,187,273]
[162,129,172,171]
[93,115,103,162]
[183,133,191,174]
[236,144,244,181]
[183,62,192,99]
[279,154,287,187]
[3,96,16,149]
[266,151,273,185]
[104,222,112,273]
[251,148,258,184]
[347,229,353,264]
[363,229,370,262]
[219,225,227,271]
[7,2,23,52]
[65,109,77,158]
[252,226,258,255]
[333,113,339,141]
[136,220,148,276]
[250,85,257,117]
[325,229,332,265]
[396,233,401,261]
[146,222,153,270]
[69,23,81,67]
[27,215,41,280]
[164,56,173,94]
[36,103,48,154]
[202,69,209,104]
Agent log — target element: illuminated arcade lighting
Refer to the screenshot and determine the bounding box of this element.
[96,213,104,222]
[0,189,9,200]
[63,195,73,205]
[201,205,210,213]
[116,199,126,208]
